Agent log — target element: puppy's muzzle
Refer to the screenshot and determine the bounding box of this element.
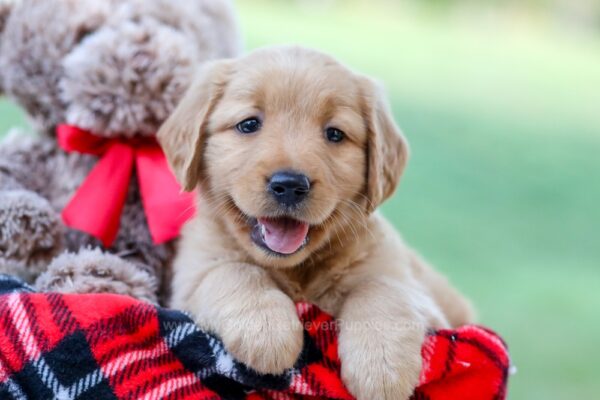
[268,171,310,207]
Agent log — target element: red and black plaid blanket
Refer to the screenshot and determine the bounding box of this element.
[0,275,510,399]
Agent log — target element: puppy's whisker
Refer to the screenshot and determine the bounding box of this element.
[206,195,236,218]
[331,187,375,211]
[335,199,375,243]
[331,213,346,248]
[175,203,198,220]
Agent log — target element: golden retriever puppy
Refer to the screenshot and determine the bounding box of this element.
[158,46,473,400]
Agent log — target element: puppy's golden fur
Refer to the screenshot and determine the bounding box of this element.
[159,46,473,400]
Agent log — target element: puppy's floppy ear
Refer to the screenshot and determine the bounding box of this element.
[158,60,231,191]
[361,77,409,213]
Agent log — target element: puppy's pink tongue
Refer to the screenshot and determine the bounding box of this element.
[258,217,309,254]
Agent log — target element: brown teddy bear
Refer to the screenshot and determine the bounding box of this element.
[0,0,241,303]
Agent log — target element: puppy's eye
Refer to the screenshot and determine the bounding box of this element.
[326,127,345,143]
[236,118,262,134]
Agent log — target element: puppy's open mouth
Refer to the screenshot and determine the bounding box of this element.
[250,217,310,256]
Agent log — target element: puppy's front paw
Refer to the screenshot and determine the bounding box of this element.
[339,327,423,400]
[219,291,303,375]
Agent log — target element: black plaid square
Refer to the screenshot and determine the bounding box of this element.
[12,331,118,400]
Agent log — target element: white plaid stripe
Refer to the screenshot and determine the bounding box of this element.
[139,373,198,400]
[207,335,233,377]
[1,378,26,399]
[7,294,41,360]
[102,339,169,378]
[163,322,198,348]
[66,368,105,398]
[31,358,70,396]
[163,322,227,382]
[289,371,316,396]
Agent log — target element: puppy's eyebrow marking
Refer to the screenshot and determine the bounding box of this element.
[212,105,263,132]
[322,99,365,143]
[229,82,265,102]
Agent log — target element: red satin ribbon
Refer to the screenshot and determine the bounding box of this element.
[57,124,196,247]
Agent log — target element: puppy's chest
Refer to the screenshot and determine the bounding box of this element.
[269,257,357,316]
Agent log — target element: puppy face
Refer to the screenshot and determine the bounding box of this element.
[159,47,408,268]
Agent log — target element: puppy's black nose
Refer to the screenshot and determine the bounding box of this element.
[268,171,311,206]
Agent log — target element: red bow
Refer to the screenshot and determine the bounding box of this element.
[57,124,196,247]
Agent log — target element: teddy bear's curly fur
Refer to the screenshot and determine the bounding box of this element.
[0,0,241,303]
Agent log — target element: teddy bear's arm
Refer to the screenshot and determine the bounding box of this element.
[0,133,64,282]
[35,248,159,303]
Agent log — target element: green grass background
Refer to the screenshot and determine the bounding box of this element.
[1,1,599,398]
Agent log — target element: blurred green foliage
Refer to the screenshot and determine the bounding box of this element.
[0,101,26,136]
[1,1,599,398]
